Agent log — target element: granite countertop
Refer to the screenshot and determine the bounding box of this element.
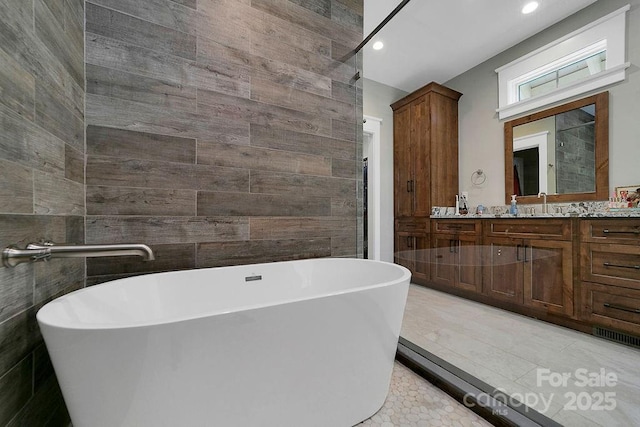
[431,204,640,219]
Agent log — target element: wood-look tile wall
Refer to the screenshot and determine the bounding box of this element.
[0,0,361,423]
[0,0,84,425]
[85,0,364,283]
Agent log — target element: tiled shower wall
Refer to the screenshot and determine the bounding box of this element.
[0,0,85,425]
[84,0,364,284]
[1,0,362,424]
[556,107,596,194]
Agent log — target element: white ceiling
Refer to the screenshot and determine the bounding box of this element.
[363,0,598,93]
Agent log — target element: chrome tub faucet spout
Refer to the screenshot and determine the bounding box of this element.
[2,241,154,268]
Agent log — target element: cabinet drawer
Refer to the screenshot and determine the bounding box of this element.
[581,219,640,244]
[582,282,640,334]
[432,219,479,234]
[484,219,571,240]
[396,218,429,233]
[581,243,640,289]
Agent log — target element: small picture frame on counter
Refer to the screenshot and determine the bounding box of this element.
[615,185,640,207]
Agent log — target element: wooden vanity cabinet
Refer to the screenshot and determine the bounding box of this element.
[580,219,640,335]
[420,217,640,339]
[395,219,430,285]
[431,220,482,293]
[482,219,575,317]
[392,82,462,285]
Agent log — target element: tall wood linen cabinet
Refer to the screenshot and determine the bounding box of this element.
[392,82,462,285]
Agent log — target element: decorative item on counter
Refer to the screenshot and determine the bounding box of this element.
[476,204,485,215]
[459,194,469,215]
[615,185,640,208]
[455,195,460,216]
[608,186,640,209]
[509,195,518,216]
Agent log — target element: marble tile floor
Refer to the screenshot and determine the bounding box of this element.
[401,285,640,427]
[357,362,491,427]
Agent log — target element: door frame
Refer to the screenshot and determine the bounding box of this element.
[364,115,382,260]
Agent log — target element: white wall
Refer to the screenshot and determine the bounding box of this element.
[445,0,640,206]
[363,78,408,262]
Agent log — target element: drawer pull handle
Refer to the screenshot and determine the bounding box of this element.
[602,229,640,234]
[603,303,640,314]
[603,262,640,270]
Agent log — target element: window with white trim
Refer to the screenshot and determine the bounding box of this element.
[496,5,629,120]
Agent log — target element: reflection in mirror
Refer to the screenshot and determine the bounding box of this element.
[504,91,609,204]
[512,103,596,196]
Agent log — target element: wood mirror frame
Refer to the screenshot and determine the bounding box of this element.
[504,91,609,205]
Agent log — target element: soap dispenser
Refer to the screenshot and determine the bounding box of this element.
[510,195,518,216]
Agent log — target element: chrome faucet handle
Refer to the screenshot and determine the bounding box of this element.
[28,241,60,248]
[31,251,52,262]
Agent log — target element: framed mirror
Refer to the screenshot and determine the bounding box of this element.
[504,91,609,204]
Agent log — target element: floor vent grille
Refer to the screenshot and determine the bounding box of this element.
[593,327,640,349]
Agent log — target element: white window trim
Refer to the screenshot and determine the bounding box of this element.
[496,4,630,120]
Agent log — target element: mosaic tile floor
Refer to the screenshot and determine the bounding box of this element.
[356,362,491,427]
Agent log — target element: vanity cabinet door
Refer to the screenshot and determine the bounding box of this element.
[395,230,430,286]
[524,239,574,316]
[395,231,415,274]
[431,234,457,288]
[482,237,523,304]
[413,233,431,285]
[458,236,482,293]
[431,220,482,293]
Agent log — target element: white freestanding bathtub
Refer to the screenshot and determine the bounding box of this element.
[37,258,411,427]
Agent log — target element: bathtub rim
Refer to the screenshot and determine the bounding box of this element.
[36,257,411,331]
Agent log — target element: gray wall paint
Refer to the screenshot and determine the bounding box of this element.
[0,0,85,425]
[84,0,363,284]
[446,0,640,206]
[363,78,407,262]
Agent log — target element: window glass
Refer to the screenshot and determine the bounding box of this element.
[518,51,607,101]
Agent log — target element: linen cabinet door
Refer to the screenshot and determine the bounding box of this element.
[393,104,413,218]
[524,240,574,317]
[411,96,431,217]
[483,237,523,303]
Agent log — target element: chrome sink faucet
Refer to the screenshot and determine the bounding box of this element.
[538,192,548,214]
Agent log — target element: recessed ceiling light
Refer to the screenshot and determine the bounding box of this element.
[522,1,539,14]
[372,41,384,50]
